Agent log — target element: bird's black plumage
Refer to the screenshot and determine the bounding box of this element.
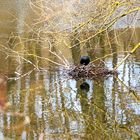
[80,56,90,65]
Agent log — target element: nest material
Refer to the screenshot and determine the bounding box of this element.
[68,63,115,80]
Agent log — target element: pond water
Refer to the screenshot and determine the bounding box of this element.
[0,1,140,140]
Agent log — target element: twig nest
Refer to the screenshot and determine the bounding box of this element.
[68,63,116,80]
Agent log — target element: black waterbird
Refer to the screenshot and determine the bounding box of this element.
[80,56,90,65]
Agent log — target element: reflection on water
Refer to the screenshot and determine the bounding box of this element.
[0,2,140,139]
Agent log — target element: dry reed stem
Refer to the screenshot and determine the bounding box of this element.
[113,42,140,70]
[115,76,140,103]
[70,7,140,48]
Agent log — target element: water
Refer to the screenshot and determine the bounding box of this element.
[0,1,140,140]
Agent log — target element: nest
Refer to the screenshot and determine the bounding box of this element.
[68,63,116,80]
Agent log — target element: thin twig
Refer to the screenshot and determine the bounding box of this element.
[113,42,140,71]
